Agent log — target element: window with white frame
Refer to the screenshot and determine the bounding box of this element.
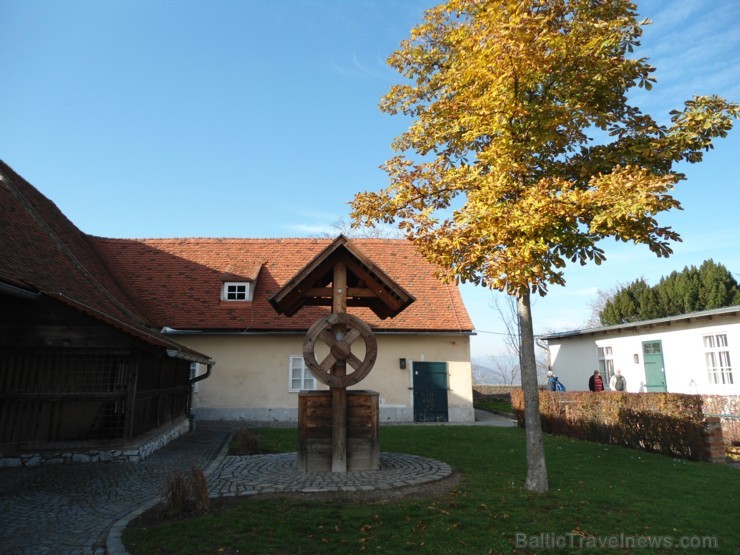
[222,282,252,302]
[289,356,316,392]
[597,345,615,385]
[704,333,733,385]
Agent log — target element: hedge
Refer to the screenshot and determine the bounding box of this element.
[510,390,737,461]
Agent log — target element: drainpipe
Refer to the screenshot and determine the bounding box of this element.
[535,337,551,376]
[189,361,214,432]
[166,349,215,431]
[190,361,214,384]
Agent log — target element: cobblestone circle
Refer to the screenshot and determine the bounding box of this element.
[210,452,452,498]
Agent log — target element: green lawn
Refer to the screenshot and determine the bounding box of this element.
[474,399,513,414]
[123,426,739,554]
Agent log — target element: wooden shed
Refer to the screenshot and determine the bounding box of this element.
[0,162,213,463]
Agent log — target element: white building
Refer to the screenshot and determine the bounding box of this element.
[539,306,740,395]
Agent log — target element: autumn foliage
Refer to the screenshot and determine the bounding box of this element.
[351,0,738,492]
[352,1,738,295]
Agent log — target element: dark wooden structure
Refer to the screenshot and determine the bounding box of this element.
[270,235,414,472]
[297,390,379,472]
[0,161,213,460]
[0,291,212,456]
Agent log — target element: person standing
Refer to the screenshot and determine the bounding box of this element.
[588,370,604,392]
[610,369,626,392]
[547,370,566,391]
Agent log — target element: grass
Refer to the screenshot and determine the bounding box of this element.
[123,426,739,554]
[474,399,513,414]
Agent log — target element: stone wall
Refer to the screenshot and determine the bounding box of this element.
[0,417,190,467]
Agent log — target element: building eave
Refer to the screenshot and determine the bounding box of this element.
[538,305,740,342]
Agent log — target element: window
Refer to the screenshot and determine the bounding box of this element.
[289,356,316,392]
[704,333,733,385]
[643,341,662,355]
[222,282,251,302]
[597,345,615,385]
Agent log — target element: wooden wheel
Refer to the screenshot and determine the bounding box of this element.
[303,313,377,388]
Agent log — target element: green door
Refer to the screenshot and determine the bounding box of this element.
[642,340,667,392]
[413,362,449,422]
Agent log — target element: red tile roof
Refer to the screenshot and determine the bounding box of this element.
[0,161,210,359]
[92,236,473,332]
[0,161,473,337]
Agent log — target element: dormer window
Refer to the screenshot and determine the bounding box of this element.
[222,282,252,302]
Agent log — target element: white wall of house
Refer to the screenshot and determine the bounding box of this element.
[178,333,474,423]
[546,314,740,395]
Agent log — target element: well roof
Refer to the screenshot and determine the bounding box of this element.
[268,234,416,319]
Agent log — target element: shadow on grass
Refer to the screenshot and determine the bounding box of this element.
[123,426,739,554]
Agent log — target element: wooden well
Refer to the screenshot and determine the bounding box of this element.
[298,390,379,472]
[269,236,414,473]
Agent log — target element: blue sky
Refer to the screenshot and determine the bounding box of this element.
[2,0,739,362]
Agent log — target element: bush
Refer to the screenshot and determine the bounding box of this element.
[231,428,262,455]
[160,465,210,517]
[511,390,713,461]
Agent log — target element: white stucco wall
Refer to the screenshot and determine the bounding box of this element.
[177,333,474,423]
[547,315,740,395]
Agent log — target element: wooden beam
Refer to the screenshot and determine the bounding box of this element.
[306,287,376,298]
[331,385,347,472]
[333,263,347,314]
[331,263,348,473]
[347,287,376,297]
[344,258,404,313]
[305,287,333,297]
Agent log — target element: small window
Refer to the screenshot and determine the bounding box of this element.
[704,333,733,385]
[222,282,252,302]
[289,356,316,392]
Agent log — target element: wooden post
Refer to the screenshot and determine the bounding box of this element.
[331,263,348,473]
[333,262,347,315]
[124,354,139,440]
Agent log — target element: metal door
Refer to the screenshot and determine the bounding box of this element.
[413,361,449,422]
[642,340,667,392]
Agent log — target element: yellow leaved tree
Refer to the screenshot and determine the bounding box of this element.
[351,0,738,493]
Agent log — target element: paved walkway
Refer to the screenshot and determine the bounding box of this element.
[0,422,231,555]
[0,412,516,555]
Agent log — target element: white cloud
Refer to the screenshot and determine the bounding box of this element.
[328,54,389,80]
[283,222,335,236]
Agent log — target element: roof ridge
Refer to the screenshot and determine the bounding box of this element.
[91,236,411,243]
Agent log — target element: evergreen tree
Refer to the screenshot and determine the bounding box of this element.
[600,260,740,325]
[600,278,649,325]
[697,259,739,309]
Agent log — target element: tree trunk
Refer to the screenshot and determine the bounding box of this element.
[517,290,548,493]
